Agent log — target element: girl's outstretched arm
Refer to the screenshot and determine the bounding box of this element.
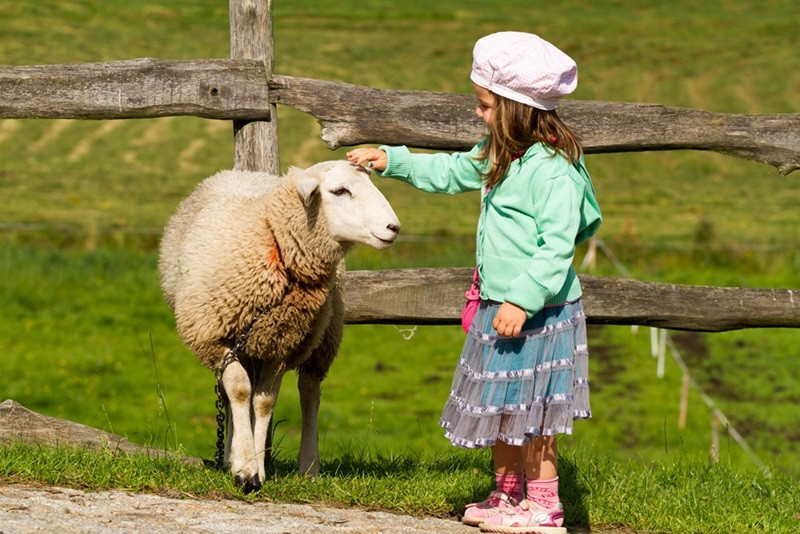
[347,148,387,171]
[351,144,485,194]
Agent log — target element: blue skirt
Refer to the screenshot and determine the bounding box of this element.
[440,299,591,449]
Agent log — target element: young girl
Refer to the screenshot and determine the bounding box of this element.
[348,31,601,534]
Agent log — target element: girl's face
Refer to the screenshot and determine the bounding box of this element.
[472,83,495,127]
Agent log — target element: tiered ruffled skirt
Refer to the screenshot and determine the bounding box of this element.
[440,299,590,449]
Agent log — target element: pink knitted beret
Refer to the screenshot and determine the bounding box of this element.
[470,32,578,111]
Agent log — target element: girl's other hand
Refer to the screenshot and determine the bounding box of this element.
[346,148,388,172]
[492,302,527,337]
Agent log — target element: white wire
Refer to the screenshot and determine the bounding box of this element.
[595,236,771,476]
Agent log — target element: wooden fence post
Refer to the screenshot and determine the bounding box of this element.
[228,0,279,470]
[230,0,279,174]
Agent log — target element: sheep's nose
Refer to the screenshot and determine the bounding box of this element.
[387,224,400,234]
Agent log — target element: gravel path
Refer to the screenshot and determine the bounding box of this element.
[0,484,476,534]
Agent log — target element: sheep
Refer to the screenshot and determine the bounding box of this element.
[158,160,400,487]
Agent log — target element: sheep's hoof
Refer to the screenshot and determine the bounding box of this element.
[235,474,262,493]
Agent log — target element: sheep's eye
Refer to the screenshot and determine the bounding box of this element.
[330,187,351,197]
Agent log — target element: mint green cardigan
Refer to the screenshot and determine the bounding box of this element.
[379,141,602,316]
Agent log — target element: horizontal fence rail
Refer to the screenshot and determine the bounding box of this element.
[2,58,799,330]
[343,269,800,332]
[270,75,800,176]
[0,59,798,174]
[0,59,270,121]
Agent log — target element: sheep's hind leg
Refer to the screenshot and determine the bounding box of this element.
[296,282,344,478]
[297,372,322,477]
[252,361,284,485]
[221,359,260,488]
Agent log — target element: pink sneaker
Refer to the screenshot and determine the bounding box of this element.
[478,499,567,533]
[462,490,521,526]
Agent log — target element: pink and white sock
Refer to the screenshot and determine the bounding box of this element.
[495,471,524,502]
[526,476,560,509]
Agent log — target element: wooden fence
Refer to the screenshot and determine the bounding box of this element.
[1,0,799,332]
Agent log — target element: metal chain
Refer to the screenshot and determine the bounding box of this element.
[212,348,237,470]
[211,317,262,470]
[213,378,227,470]
[210,267,292,471]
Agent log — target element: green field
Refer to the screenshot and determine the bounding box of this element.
[1,1,799,530]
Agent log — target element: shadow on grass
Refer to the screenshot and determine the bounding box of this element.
[265,448,492,479]
[561,455,591,527]
[258,446,592,527]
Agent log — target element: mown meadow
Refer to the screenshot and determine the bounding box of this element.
[1,1,799,531]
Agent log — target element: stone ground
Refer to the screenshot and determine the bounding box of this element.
[0,484,645,534]
[0,483,476,534]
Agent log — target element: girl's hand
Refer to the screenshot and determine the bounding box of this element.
[492,302,527,337]
[346,148,388,172]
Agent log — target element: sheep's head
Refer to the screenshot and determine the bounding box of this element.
[293,160,400,249]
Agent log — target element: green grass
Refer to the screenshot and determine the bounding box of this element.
[1,242,798,479]
[2,441,799,533]
[1,0,799,531]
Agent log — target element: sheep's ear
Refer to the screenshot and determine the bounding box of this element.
[295,174,320,206]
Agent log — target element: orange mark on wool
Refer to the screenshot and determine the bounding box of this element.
[267,242,283,268]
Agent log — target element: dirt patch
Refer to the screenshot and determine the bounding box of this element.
[670,331,709,360]
[586,325,627,395]
[671,331,738,400]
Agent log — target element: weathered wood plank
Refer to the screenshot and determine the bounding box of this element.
[0,399,202,465]
[0,61,797,173]
[230,0,279,174]
[0,58,269,120]
[343,268,800,332]
[270,75,800,176]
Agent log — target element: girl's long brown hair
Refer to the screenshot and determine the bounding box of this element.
[478,93,583,190]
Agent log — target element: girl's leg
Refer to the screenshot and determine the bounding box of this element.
[522,435,558,480]
[491,441,525,501]
[461,442,524,525]
[493,440,524,474]
[524,436,562,513]
[481,437,566,531]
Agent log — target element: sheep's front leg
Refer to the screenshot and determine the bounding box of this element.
[297,372,322,477]
[252,362,284,485]
[221,359,260,487]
